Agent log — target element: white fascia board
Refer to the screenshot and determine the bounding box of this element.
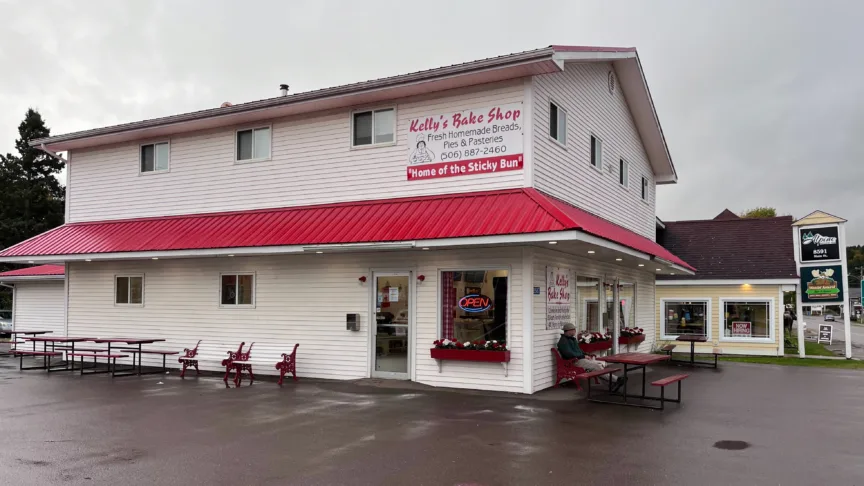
[656,279,799,286]
[0,275,65,283]
[654,258,696,276]
[553,52,636,62]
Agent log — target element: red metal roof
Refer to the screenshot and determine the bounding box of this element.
[0,264,65,277]
[0,189,693,270]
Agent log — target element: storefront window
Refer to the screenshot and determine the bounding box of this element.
[723,301,771,339]
[663,300,708,337]
[577,276,601,331]
[440,269,508,343]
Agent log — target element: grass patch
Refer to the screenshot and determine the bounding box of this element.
[801,340,836,357]
[721,356,864,369]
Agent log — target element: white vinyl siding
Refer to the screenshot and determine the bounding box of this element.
[531,247,656,392]
[532,62,657,239]
[66,247,525,393]
[66,81,525,223]
[11,281,66,336]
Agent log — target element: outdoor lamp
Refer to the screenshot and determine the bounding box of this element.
[417,275,426,282]
[358,276,367,283]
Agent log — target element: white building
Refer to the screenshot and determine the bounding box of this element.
[0,265,66,337]
[0,46,692,393]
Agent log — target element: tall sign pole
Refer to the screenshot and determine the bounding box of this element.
[793,212,849,359]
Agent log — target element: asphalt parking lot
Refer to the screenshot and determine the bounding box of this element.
[1,357,863,485]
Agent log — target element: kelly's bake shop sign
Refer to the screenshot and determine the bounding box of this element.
[406,103,523,180]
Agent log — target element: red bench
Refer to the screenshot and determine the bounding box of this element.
[223,342,254,387]
[576,367,623,399]
[275,344,299,386]
[178,340,202,378]
[651,373,689,410]
[551,348,601,391]
[12,350,64,370]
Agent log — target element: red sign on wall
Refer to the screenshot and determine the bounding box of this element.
[731,321,752,337]
[406,155,523,181]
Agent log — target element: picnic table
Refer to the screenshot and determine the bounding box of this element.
[593,353,673,409]
[92,338,173,377]
[675,335,714,367]
[19,336,97,371]
[0,330,53,355]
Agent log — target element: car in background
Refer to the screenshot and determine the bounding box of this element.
[824,314,835,321]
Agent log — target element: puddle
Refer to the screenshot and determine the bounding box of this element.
[713,440,750,450]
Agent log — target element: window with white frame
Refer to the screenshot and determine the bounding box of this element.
[221,273,255,306]
[115,276,144,305]
[662,300,708,337]
[590,135,602,169]
[439,269,508,343]
[619,159,629,187]
[140,142,169,173]
[236,127,271,161]
[549,102,567,144]
[352,108,395,146]
[642,176,648,200]
[722,301,771,339]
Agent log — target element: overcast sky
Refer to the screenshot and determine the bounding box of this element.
[1,0,862,241]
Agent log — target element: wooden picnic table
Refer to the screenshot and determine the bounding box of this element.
[1,330,53,355]
[20,336,98,372]
[675,334,710,367]
[91,338,169,376]
[595,353,672,408]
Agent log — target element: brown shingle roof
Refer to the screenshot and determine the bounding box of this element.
[658,216,797,280]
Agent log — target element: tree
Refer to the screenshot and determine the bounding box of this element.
[0,109,65,275]
[740,207,777,218]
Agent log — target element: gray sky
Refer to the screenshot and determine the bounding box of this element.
[1,0,862,241]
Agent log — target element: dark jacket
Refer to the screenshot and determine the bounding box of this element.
[557,334,585,360]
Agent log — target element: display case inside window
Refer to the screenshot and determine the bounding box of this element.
[663,301,708,337]
[723,301,770,339]
[440,269,508,343]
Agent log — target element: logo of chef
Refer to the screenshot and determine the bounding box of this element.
[409,135,435,165]
[802,231,837,246]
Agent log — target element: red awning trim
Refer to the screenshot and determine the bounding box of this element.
[0,189,694,271]
[0,264,65,278]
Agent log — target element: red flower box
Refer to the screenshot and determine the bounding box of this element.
[430,348,511,363]
[618,334,646,345]
[579,341,612,354]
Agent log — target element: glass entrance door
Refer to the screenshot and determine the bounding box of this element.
[373,273,410,379]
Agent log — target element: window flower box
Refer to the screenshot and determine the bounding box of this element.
[618,334,646,345]
[580,340,612,354]
[429,348,511,363]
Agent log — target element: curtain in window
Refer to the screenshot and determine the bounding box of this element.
[441,272,455,340]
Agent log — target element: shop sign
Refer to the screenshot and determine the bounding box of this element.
[731,321,752,337]
[459,294,491,313]
[818,324,833,345]
[546,267,572,330]
[406,103,524,181]
[801,265,844,303]
[799,226,840,262]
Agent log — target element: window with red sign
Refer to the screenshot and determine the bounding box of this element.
[440,269,508,344]
[722,301,771,339]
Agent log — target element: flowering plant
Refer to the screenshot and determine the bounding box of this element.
[577,331,611,344]
[432,339,508,351]
[620,327,645,337]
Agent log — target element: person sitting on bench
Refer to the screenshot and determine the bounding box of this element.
[558,323,627,392]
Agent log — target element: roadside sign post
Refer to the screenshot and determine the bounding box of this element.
[792,212,850,358]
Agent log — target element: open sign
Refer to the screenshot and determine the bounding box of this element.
[459,294,491,313]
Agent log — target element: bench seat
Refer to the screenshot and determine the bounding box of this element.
[652,374,689,387]
[54,347,109,352]
[116,349,179,355]
[67,353,129,359]
[573,367,622,380]
[13,351,62,357]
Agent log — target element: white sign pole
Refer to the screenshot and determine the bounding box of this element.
[793,226,806,357]
[840,224,852,359]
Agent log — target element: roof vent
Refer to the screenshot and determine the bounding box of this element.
[220,102,233,108]
[280,84,289,97]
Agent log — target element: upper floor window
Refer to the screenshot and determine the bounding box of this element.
[140,142,169,173]
[590,135,602,169]
[352,108,395,146]
[549,102,567,145]
[115,275,144,305]
[642,176,648,200]
[619,159,629,187]
[236,127,271,162]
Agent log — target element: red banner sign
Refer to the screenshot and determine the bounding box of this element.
[406,155,523,181]
[731,321,752,337]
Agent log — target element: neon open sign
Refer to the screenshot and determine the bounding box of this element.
[459,294,491,312]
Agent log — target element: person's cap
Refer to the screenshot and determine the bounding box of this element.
[562,323,577,331]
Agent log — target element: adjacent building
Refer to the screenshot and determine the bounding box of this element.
[0,46,693,393]
[0,265,66,338]
[655,210,798,356]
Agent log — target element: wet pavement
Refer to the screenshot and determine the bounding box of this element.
[1,358,863,485]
